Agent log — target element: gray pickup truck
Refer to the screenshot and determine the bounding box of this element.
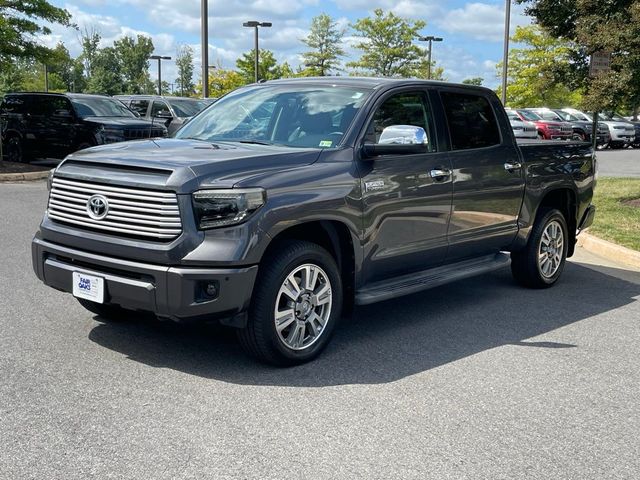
[32,78,596,365]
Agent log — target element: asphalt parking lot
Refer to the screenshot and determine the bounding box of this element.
[1,181,640,480]
[596,148,640,177]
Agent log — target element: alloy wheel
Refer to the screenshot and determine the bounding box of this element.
[274,263,332,351]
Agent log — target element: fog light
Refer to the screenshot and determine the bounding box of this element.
[205,282,218,297]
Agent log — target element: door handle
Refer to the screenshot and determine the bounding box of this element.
[504,162,522,172]
[429,168,451,180]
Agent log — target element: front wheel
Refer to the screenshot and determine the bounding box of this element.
[511,208,569,288]
[5,136,25,163]
[237,240,343,366]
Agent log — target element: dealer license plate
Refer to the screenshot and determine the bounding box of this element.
[72,271,105,304]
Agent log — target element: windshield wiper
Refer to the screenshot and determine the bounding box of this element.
[238,139,273,146]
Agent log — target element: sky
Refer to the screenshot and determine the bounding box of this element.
[40,0,533,90]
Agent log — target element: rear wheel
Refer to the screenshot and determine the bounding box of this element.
[511,208,569,289]
[237,240,343,366]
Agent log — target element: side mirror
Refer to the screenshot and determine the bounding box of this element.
[154,110,173,119]
[53,109,74,119]
[362,125,429,158]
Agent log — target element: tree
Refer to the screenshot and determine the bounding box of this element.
[48,43,85,92]
[301,13,345,76]
[462,77,484,86]
[175,44,195,96]
[236,49,286,83]
[85,47,122,95]
[196,66,245,97]
[347,9,426,77]
[498,25,583,108]
[78,27,101,79]
[517,0,640,111]
[0,0,73,69]
[114,35,154,94]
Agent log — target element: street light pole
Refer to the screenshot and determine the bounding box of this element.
[150,55,171,96]
[501,0,511,105]
[243,21,272,83]
[201,0,209,98]
[418,36,443,80]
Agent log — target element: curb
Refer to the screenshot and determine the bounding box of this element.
[0,169,50,183]
[577,232,640,270]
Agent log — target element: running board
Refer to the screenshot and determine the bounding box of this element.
[355,253,511,305]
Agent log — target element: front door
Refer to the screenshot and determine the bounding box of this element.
[359,90,453,284]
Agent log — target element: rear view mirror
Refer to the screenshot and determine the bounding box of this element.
[362,125,429,158]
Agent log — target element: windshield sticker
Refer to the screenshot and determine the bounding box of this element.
[319,140,333,147]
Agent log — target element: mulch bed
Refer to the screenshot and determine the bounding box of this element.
[621,198,640,208]
[0,161,51,174]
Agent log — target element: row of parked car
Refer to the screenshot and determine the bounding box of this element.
[0,92,213,163]
[2,90,639,163]
[507,107,640,149]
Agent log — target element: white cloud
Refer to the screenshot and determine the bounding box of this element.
[438,2,530,42]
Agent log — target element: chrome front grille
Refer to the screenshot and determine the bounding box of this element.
[47,178,182,240]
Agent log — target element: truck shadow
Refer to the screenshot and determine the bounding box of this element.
[88,261,640,387]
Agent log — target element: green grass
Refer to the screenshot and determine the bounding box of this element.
[589,177,640,251]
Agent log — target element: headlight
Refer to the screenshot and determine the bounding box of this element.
[192,188,266,229]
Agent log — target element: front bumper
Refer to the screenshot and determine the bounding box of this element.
[32,237,258,324]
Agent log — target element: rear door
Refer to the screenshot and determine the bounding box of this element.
[359,89,453,283]
[440,89,525,262]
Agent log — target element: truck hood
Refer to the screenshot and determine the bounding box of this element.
[57,138,322,192]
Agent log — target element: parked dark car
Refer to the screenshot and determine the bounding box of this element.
[0,93,167,163]
[115,95,211,135]
[547,108,611,146]
[32,78,596,365]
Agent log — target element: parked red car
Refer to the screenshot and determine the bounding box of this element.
[507,108,573,140]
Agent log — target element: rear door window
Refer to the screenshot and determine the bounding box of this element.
[151,100,170,117]
[1,96,27,114]
[441,92,501,150]
[129,99,150,116]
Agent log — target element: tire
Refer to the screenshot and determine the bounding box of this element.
[237,240,343,366]
[511,208,569,289]
[537,132,545,140]
[596,141,609,150]
[77,298,129,321]
[5,136,25,163]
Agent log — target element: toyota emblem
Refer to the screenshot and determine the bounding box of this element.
[86,194,109,220]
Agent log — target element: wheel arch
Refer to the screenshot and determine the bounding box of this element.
[534,188,578,257]
[261,220,357,315]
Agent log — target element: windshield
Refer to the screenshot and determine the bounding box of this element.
[518,110,541,121]
[176,85,370,148]
[71,97,136,118]
[168,99,208,118]
[570,111,591,121]
[605,112,628,122]
[556,111,579,121]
